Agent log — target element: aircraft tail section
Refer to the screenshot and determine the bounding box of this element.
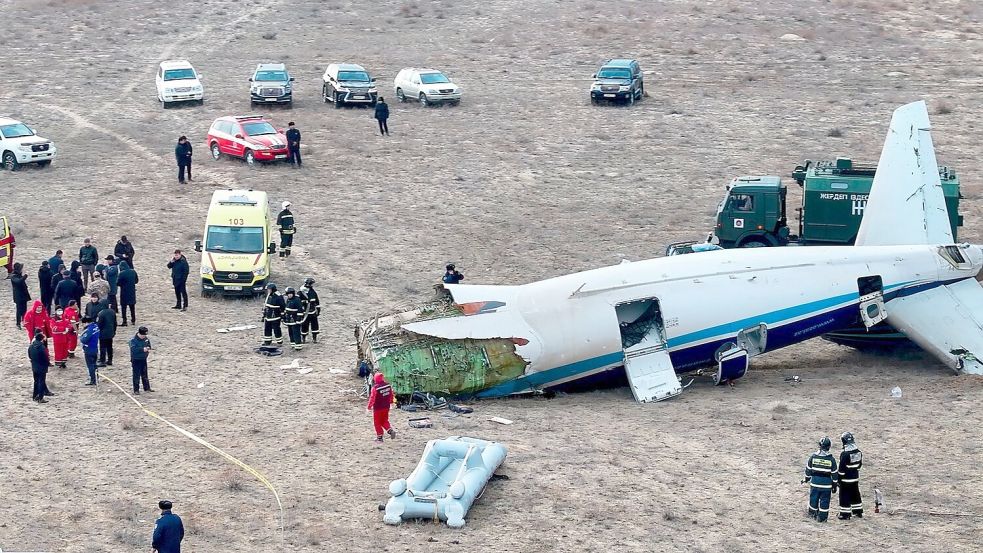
[855,100,953,247]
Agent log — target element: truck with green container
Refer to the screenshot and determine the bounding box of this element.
[711,157,962,248]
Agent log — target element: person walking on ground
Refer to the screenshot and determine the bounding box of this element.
[175,135,193,184]
[68,260,84,307]
[48,250,65,275]
[374,97,390,136]
[50,307,72,368]
[116,261,139,326]
[299,277,320,343]
[130,326,153,394]
[837,432,864,519]
[80,319,100,385]
[79,238,99,288]
[367,372,396,442]
[261,283,285,346]
[23,299,51,343]
[64,300,80,357]
[38,260,54,313]
[29,329,50,403]
[54,268,78,310]
[285,121,302,167]
[283,287,304,350]
[804,436,838,523]
[276,201,295,258]
[96,300,117,367]
[167,250,189,311]
[86,270,110,304]
[11,262,30,329]
[114,236,135,268]
[152,500,184,553]
[104,256,119,312]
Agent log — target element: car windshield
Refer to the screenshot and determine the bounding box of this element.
[206,226,264,253]
[338,71,370,82]
[0,123,34,139]
[163,68,196,81]
[241,121,277,136]
[255,70,288,81]
[597,67,631,79]
[420,72,450,84]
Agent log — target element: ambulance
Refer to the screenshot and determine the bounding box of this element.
[1,216,14,274]
[195,190,276,296]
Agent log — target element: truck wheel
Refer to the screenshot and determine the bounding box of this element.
[590,95,598,105]
[739,238,769,248]
[244,149,256,166]
[419,93,430,107]
[322,85,329,103]
[396,88,406,102]
[334,92,343,109]
[201,288,212,298]
[210,143,221,160]
[627,92,635,106]
[2,151,19,171]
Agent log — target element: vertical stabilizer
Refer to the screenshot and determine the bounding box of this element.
[855,101,953,246]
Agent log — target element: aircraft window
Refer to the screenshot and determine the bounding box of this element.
[939,245,970,268]
[729,194,754,212]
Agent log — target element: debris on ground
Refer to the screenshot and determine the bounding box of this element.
[891,386,903,398]
[408,417,432,428]
[255,345,283,357]
[217,324,258,333]
[489,417,513,425]
[784,375,801,383]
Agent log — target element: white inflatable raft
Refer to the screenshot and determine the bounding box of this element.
[384,436,507,528]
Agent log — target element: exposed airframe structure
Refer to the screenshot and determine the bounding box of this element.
[355,101,983,403]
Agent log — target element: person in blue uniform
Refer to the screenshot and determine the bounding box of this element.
[442,263,464,284]
[804,436,838,522]
[152,499,184,553]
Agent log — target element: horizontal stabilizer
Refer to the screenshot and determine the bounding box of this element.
[855,101,953,246]
[885,278,983,374]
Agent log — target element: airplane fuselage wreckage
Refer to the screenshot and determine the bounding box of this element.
[356,101,983,403]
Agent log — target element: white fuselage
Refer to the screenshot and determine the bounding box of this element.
[465,244,982,396]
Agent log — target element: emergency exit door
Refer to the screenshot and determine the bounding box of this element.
[858,275,887,328]
[616,298,681,403]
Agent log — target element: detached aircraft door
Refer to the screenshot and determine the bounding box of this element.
[616,298,681,403]
[858,275,887,328]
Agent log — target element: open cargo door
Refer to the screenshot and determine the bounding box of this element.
[616,298,681,403]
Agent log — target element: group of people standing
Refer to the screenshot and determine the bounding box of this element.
[261,278,320,350]
[804,432,865,523]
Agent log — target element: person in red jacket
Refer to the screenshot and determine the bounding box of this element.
[50,308,72,368]
[64,300,80,357]
[366,372,397,443]
[22,300,51,344]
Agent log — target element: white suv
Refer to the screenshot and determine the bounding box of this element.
[322,63,378,107]
[394,68,462,106]
[0,117,57,170]
[156,60,204,108]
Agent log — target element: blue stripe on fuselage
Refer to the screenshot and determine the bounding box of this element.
[474,278,966,398]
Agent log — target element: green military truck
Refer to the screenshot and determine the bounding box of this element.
[712,158,962,248]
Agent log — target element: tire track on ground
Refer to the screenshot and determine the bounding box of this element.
[33,100,239,188]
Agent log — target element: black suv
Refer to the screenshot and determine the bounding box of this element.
[590,59,643,105]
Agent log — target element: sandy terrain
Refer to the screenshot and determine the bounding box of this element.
[1,0,982,551]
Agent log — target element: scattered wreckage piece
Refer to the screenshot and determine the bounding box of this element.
[383,436,507,528]
[217,324,258,333]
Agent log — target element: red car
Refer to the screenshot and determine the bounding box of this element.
[206,115,289,165]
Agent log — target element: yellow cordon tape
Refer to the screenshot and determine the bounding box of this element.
[99,372,285,533]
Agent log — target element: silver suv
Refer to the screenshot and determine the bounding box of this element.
[250,63,294,106]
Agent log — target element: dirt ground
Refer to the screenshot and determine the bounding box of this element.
[1,0,982,551]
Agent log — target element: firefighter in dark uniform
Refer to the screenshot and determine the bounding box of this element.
[804,436,838,522]
[262,283,285,346]
[299,277,320,343]
[837,432,864,519]
[276,201,295,258]
[283,287,304,350]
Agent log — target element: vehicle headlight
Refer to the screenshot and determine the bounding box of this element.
[253,144,269,151]
[17,144,32,152]
[591,83,601,90]
[193,85,203,92]
[619,85,631,91]
[200,266,213,275]
[253,267,267,277]
[165,88,175,94]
